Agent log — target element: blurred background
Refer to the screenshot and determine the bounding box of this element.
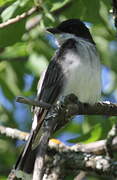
[0,0,117,179]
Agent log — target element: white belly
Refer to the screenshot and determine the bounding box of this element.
[62,40,101,104]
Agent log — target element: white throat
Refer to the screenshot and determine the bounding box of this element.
[55,33,77,47]
[54,33,94,48]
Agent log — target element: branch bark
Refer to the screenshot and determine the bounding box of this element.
[45,142,117,178]
[105,124,117,158]
[1,125,117,155]
[16,95,117,116]
[0,125,29,141]
[1,125,117,179]
[16,96,51,109]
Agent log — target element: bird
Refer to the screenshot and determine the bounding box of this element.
[13,19,101,179]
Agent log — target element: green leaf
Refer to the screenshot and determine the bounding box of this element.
[0,42,29,58]
[9,59,27,90]
[0,19,26,48]
[0,62,21,100]
[26,53,48,76]
[0,176,7,180]
[50,0,71,12]
[69,124,102,143]
[1,0,20,22]
[20,0,31,7]
[54,122,83,138]
[0,0,15,6]
[61,0,101,23]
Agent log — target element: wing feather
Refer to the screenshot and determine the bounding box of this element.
[15,38,77,172]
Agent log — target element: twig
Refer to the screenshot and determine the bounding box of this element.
[16,96,51,109]
[1,125,117,155]
[16,95,117,116]
[0,125,29,141]
[105,124,117,158]
[0,6,41,28]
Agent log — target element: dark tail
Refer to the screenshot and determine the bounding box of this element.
[8,131,37,180]
[15,130,35,172]
[8,109,48,180]
[15,109,48,171]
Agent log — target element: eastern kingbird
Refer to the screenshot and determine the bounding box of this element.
[14,19,101,178]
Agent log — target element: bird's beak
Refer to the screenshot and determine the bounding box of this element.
[46,27,61,34]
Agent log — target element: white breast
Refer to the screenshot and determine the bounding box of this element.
[62,38,101,104]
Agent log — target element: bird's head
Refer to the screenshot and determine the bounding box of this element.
[47,19,95,45]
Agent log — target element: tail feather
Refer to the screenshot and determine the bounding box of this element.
[15,130,35,171]
[15,109,48,173]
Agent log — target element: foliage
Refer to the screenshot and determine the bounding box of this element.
[0,0,116,179]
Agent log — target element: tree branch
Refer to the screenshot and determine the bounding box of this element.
[1,124,117,179]
[16,94,117,116]
[16,96,51,109]
[105,124,117,158]
[1,125,117,156]
[0,6,41,28]
[6,94,117,179]
[45,141,117,178]
[0,125,29,141]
